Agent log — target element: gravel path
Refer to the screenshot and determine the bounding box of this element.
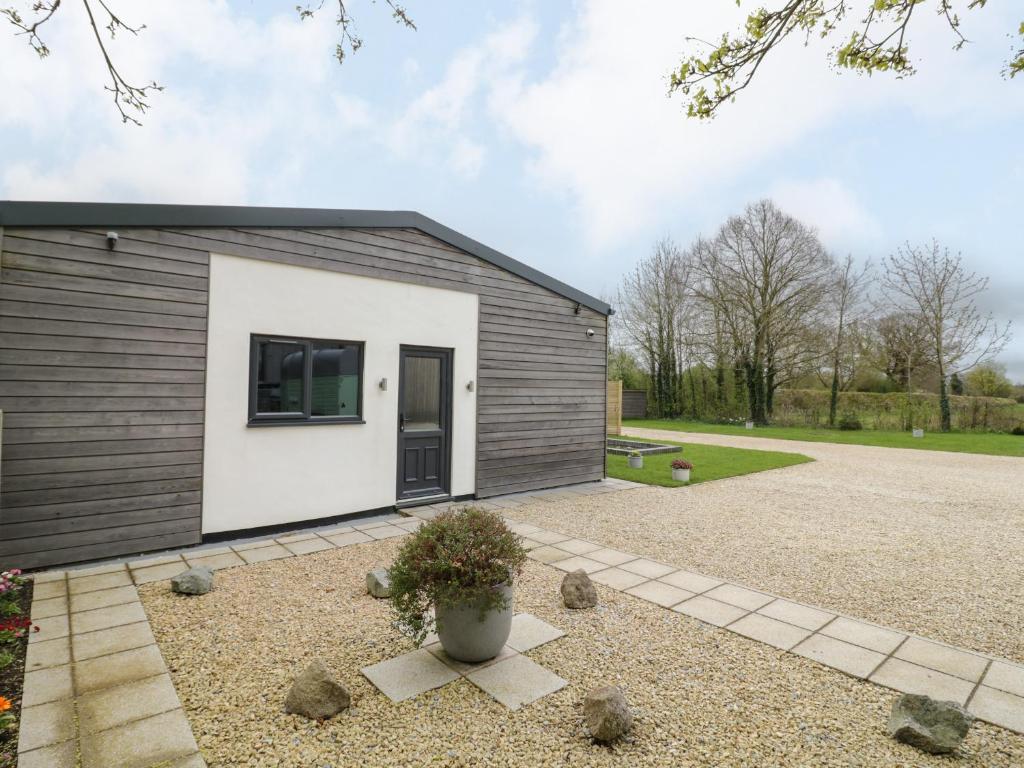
[512,427,1024,664]
[140,540,1024,766]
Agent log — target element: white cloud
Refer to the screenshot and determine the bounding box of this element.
[770,178,882,247]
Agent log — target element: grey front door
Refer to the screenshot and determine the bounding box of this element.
[397,346,453,500]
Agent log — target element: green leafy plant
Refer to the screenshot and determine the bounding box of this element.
[388,508,527,646]
[0,651,13,672]
[628,450,642,458]
[837,412,864,431]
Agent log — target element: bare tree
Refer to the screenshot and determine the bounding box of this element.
[2,0,416,124]
[822,255,873,426]
[882,241,1011,431]
[691,200,834,423]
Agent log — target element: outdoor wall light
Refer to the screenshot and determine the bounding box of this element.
[106,231,119,248]
[586,328,595,338]
[379,378,388,391]
[467,380,475,392]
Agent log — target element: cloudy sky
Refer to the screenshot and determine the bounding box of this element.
[2,1,1022,377]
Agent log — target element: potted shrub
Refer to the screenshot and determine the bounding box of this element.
[671,458,693,482]
[389,507,526,663]
[627,450,643,469]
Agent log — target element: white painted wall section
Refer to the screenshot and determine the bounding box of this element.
[202,253,478,534]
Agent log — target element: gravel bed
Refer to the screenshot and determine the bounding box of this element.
[140,539,1024,766]
[513,427,1024,664]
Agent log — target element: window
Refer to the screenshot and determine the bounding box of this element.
[249,335,363,425]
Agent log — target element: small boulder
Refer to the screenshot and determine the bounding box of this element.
[584,685,633,742]
[284,661,351,720]
[561,569,597,609]
[170,566,214,595]
[366,568,391,598]
[888,693,973,754]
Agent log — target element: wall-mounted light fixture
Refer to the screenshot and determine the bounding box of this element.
[379,378,388,391]
[586,328,595,338]
[466,380,475,392]
[106,231,119,249]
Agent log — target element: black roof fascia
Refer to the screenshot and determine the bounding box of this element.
[0,201,612,315]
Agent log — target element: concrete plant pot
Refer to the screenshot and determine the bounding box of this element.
[671,468,691,482]
[435,583,514,663]
[745,421,755,430]
[627,456,643,469]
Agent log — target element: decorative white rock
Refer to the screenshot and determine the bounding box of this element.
[366,568,392,598]
[584,685,633,742]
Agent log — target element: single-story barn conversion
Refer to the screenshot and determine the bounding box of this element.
[0,202,612,569]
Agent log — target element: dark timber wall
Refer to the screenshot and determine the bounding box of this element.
[0,224,607,569]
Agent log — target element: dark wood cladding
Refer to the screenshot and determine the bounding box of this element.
[1,223,607,568]
[0,226,208,569]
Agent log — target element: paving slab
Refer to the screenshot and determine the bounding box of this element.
[427,644,518,675]
[625,580,695,608]
[230,539,280,551]
[21,664,73,706]
[74,643,167,695]
[274,532,319,544]
[31,571,68,584]
[79,708,199,768]
[366,525,408,540]
[71,601,148,635]
[16,699,75,753]
[589,567,648,590]
[551,555,608,574]
[361,648,461,702]
[30,580,68,600]
[969,686,1024,734]
[131,562,189,585]
[127,555,186,569]
[658,570,723,594]
[25,636,71,672]
[237,544,293,564]
[72,621,156,661]
[757,599,835,631]
[894,636,990,682]
[465,653,567,710]
[70,585,139,614]
[793,633,886,679]
[68,563,128,579]
[68,570,133,595]
[184,551,246,571]
[586,547,638,566]
[322,530,374,547]
[820,617,906,655]
[618,559,676,579]
[869,658,975,704]
[506,613,565,652]
[673,595,748,627]
[15,740,77,768]
[281,536,335,555]
[704,583,774,611]
[983,660,1024,698]
[553,539,603,555]
[29,614,69,644]
[78,672,182,734]
[729,613,811,651]
[29,596,68,620]
[527,545,573,564]
[528,529,571,545]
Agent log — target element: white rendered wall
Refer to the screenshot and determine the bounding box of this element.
[202,253,479,534]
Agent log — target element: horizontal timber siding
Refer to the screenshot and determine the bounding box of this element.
[0,226,207,569]
[0,223,606,568]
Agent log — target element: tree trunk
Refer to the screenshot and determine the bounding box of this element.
[938,372,952,432]
[828,352,841,428]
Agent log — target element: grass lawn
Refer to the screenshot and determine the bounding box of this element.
[624,419,1024,458]
[606,437,812,487]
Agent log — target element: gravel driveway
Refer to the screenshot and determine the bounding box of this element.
[510,427,1024,664]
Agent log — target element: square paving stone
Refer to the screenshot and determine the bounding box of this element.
[820,617,905,655]
[69,570,133,595]
[127,554,186,569]
[29,614,69,643]
[354,520,393,530]
[79,672,182,734]
[80,708,199,768]
[427,644,518,674]
[894,637,990,682]
[589,567,648,590]
[72,621,156,661]
[318,525,355,536]
[554,539,603,555]
[704,583,774,611]
[32,570,68,584]
[17,699,75,753]
[71,601,148,635]
[361,648,461,702]
[323,530,374,547]
[619,559,676,579]
[274,532,318,544]
[237,544,293,564]
[506,614,565,652]
[395,518,425,531]
[626,580,694,608]
[983,660,1024,698]
[22,664,73,706]
[587,548,637,567]
[673,596,748,627]
[552,555,608,575]
[757,599,835,631]
[70,585,139,614]
[508,522,542,535]
[869,658,975,704]
[132,562,190,585]
[367,526,408,540]
[519,538,544,551]
[527,546,573,564]
[230,538,278,551]
[69,562,128,579]
[30,595,68,620]
[465,653,567,710]
[31,580,68,600]
[25,636,71,671]
[15,740,77,768]
[184,551,246,571]
[281,536,335,555]
[969,686,1024,734]
[528,530,571,545]
[74,643,167,695]
[729,613,811,650]
[659,570,723,594]
[793,633,886,678]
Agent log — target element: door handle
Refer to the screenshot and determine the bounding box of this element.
[399,413,406,432]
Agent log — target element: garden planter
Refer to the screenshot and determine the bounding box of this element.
[436,583,514,662]
[745,421,754,430]
[671,468,691,482]
[627,456,643,469]
[912,428,924,438]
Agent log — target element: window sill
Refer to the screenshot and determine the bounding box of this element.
[247,418,366,428]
